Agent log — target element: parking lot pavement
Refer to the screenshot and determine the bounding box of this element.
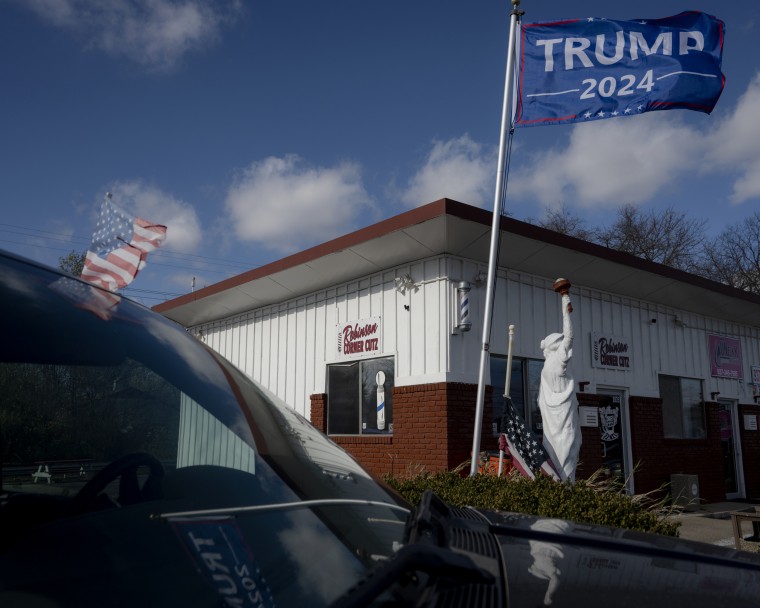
[671,502,759,550]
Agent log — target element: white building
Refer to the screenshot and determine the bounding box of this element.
[156,199,760,501]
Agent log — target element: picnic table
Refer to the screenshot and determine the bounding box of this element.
[730,506,760,551]
[31,460,92,484]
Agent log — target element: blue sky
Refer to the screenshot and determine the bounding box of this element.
[2,0,759,305]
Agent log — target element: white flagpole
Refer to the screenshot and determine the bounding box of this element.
[470,0,523,476]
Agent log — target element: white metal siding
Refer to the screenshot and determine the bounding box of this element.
[194,260,453,418]
[192,254,760,419]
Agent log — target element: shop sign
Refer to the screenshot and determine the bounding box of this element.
[590,333,632,370]
[708,334,743,379]
[336,317,382,359]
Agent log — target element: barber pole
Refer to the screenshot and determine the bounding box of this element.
[376,370,386,431]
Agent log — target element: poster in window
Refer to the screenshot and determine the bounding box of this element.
[361,358,394,434]
[598,396,623,481]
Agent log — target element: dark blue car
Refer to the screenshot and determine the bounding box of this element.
[1,250,759,607]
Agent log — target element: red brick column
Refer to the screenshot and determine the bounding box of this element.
[391,382,492,475]
[310,393,327,433]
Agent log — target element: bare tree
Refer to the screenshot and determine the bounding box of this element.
[701,212,760,295]
[595,204,707,272]
[536,204,595,241]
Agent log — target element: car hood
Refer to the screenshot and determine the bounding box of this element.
[331,491,760,608]
[478,508,760,608]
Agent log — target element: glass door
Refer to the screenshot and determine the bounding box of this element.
[718,399,743,499]
[597,388,630,492]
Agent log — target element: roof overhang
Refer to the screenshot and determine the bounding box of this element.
[154,199,760,329]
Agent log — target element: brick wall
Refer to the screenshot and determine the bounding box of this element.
[311,383,492,477]
[739,404,760,499]
[310,393,326,431]
[312,383,594,480]
[629,396,724,502]
[313,388,749,501]
[576,393,603,480]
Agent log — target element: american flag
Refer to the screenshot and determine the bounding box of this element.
[49,277,121,321]
[499,398,560,481]
[81,196,167,292]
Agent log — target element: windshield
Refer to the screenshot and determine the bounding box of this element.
[0,253,407,607]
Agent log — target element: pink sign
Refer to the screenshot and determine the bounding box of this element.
[708,334,743,379]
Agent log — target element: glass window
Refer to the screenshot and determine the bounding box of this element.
[659,375,706,439]
[327,357,394,435]
[490,356,543,436]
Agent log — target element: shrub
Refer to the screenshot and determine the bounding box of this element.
[384,470,680,537]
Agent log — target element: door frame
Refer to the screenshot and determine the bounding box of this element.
[597,386,634,495]
[718,398,745,500]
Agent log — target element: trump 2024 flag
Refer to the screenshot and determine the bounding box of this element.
[515,11,725,127]
[81,196,167,292]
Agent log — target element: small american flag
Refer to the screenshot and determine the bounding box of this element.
[50,277,121,321]
[81,195,167,292]
[500,398,560,481]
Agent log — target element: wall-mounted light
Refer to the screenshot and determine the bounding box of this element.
[394,273,416,294]
[673,315,686,328]
[710,391,720,401]
[578,381,591,393]
[455,281,472,333]
[473,270,487,288]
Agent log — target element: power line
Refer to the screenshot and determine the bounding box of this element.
[123,286,184,297]
[0,222,259,272]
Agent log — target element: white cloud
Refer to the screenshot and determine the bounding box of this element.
[19,0,242,71]
[401,135,496,208]
[510,114,704,209]
[509,72,760,211]
[107,180,202,252]
[224,155,373,252]
[707,72,760,204]
[729,158,760,204]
